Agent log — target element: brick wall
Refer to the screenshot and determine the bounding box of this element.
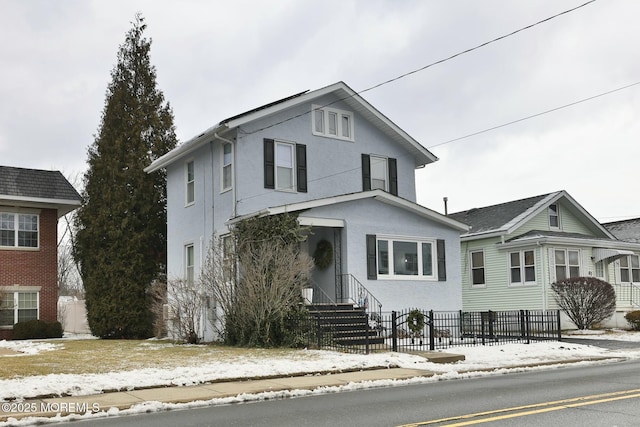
[0,208,58,340]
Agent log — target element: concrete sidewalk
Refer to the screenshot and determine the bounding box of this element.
[0,367,436,423]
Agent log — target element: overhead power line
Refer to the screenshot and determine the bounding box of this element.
[240,0,596,136]
[358,0,596,96]
[427,80,640,149]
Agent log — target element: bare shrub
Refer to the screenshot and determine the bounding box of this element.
[201,236,313,347]
[551,277,616,330]
[148,281,167,338]
[150,278,204,343]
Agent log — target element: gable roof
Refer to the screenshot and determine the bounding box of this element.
[603,217,640,243]
[449,190,614,240]
[0,166,82,216]
[145,81,438,173]
[227,189,469,232]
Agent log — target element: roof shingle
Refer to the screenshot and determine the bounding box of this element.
[0,166,81,202]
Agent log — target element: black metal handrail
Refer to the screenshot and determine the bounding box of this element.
[338,274,382,319]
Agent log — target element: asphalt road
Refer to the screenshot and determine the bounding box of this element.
[560,337,640,350]
[60,359,640,427]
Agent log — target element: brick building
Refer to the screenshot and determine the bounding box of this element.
[0,166,81,339]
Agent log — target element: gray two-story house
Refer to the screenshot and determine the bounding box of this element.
[146,82,467,341]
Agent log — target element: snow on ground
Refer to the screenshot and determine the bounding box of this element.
[1,331,640,404]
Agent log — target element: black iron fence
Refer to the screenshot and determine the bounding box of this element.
[287,308,561,354]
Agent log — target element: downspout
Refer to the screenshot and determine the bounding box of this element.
[214,132,236,218]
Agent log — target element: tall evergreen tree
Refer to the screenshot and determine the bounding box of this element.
[74,15,177,338]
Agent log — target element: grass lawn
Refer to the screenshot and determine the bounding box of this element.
[0,339,309,380]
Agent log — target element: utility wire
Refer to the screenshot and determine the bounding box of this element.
[239,0,596,136]
[428,80,640,149]
[234,1,599,205]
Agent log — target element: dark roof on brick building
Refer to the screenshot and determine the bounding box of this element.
[0,166,81,216]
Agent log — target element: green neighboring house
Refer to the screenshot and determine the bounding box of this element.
[449,190,640,329]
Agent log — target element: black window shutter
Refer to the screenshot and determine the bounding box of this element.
[388,157,398,196]
[296,144,307,193]
[264,139,274,189]
[361,154,371,191]
[366,234,377,280]
[437,239,447,281]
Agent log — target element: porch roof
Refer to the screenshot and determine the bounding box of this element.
[226,190,469,232]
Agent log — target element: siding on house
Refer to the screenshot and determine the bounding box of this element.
[456,191,640,318]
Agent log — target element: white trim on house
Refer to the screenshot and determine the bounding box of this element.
[0,195,80,218]
[297,217,345,228]
[145,82,438,174]
[460,190,616,241]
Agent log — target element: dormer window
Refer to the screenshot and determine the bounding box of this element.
[549,204,559,228]
[312,105,354,141]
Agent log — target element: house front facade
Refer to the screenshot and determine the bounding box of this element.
[449,190,640,329]
[0,166,81,339]
[146,81,468,342]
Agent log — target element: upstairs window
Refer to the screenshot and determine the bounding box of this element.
[370,155,388,191]
[185,161,195,205]
[312,105,354,141]
[549,204,559,228]
[361,154,397,196]
[276,142,295,191]
[0,213,38,248]
[222,143,233,192]
[264,139,307,192]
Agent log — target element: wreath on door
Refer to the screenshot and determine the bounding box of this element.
[313,239,333,270]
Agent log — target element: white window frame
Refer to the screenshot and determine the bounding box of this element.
[619,254,640,283]
[185,244,195,286]
[0,289,39,327]
[275,141,296,191]
[185,160,195,206]
[0,212,39,249]
[549,204,559,228]
[369,155,388,191]
[312,105,355,142]
[509,249,536,286]
[554,248,581,281]
[221,143,233,192]
[376,236,437,281]
[595,260,606,279]
[470,250,486,287]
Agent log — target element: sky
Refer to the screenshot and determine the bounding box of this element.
[1,0,639,222]
[1,331,639,424]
